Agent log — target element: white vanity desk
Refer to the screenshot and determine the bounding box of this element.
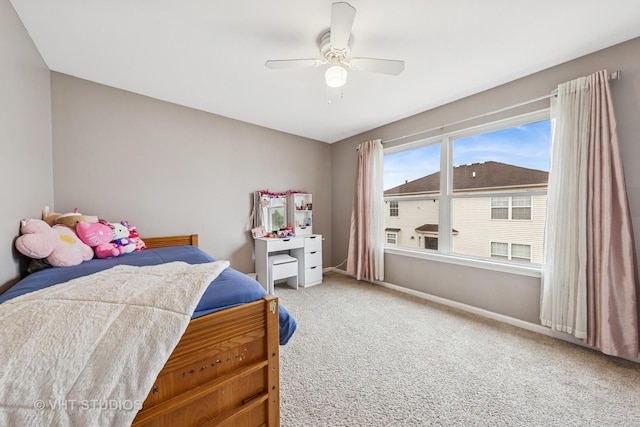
[254,234,323,293]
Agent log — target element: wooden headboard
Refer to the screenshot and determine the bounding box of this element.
[142,234,198,249]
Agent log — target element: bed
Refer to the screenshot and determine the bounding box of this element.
[0,234,296,426]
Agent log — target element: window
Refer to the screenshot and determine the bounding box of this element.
[389,201,399,217]
[491,196,532,220]
[490,242,509,259]
[383,144,440,251]
[386,232,398,245]
[491,197,509,220]
[511,243,532,262]
[425,237,438,250]
[511,196,532,220]
[383,111,550,266]
[491,242,532,263]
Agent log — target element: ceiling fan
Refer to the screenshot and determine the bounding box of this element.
[265,2,405,97]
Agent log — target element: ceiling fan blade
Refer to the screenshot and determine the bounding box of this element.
[265,59,325,69]
[330,2,356,51]
[347,57,405,75]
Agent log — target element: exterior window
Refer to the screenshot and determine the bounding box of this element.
[491,242,509,259]
[386,232,398,245]
[511,196,532,220]
[491,197,509,220]
[511,243,532,262]
[389,201,399,217]
[383,112,549,265]
[425,237,438,250]
[491,196,532,220]
[491,242,532,263]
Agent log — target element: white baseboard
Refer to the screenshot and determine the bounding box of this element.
[324,267,640,363]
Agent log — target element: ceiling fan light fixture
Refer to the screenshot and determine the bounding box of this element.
[325,65,347,88]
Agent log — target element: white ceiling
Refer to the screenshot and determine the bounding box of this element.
[10,0,640,143]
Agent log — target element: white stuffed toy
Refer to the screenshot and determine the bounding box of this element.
[110,222,136,254]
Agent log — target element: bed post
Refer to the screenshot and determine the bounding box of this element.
[264,295,280,426]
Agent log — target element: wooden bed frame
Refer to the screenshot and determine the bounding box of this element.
[131,235,280,427]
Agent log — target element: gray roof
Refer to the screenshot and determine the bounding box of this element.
[415,224,458,235]
[384,161,548,196]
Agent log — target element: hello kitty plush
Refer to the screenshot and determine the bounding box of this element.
[121,221,147,251]
[110,222,136,254]
[76,221,124,259]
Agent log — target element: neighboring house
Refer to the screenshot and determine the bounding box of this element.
[384,161,548,263]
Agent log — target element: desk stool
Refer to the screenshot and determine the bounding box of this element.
[268,254,298,294]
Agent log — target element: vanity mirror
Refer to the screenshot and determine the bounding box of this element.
[264,196,286,232]
[252,190,296,235]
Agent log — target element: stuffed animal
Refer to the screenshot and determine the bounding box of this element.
[54,208,99,230]
[121,221,147,251]
[76,221,124,259]
[15,219,94,267]
[110,222,136,254]
[41,206,61,227]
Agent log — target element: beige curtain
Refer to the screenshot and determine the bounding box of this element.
[346,139,384,282]
[541,70,639,358]
[541,76,590,339]
[584,71,639,358]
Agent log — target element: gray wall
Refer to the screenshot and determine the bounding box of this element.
[3,0,639,327]
[331,37,640,324]
[0,0,53,292]
[50,73,332,273]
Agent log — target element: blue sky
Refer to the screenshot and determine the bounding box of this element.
[384,120,551,190]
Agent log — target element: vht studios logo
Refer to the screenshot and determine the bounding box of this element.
[33,399,143,411]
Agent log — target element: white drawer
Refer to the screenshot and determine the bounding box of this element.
[267,238,303,252]
[271,260,298,281]
[296,226,312,236]
[305,235,322,252]
[304,251,322,268]
[303,265,323,286]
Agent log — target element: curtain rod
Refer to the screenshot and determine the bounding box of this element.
[381,70,621,145]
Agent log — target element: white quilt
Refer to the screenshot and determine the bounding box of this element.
[0,260,229,427]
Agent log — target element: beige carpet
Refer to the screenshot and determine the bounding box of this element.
[275,271,640,427]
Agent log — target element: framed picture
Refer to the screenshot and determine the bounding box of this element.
[251,225,266,239]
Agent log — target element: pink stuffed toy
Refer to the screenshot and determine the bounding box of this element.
[76,221,125,259]
[121,221,146,251]
[15,219,94,267]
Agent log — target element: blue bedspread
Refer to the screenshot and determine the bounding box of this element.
[0,246,297,345]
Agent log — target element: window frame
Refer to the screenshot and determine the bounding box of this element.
[389,200,399,217]
[383,109,549,278]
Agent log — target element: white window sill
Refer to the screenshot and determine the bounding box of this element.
[384,246,542,278]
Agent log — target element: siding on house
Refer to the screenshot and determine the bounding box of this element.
[384,161,548,263]
[451,195,546,263]
[385,194,547,263]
